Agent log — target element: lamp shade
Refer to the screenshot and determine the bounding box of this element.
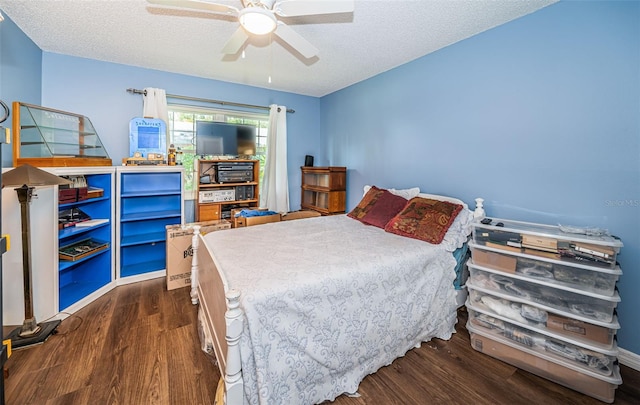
[2,164,73,188]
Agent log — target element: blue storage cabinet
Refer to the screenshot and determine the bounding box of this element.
[116,167,184,280]
[55,168,115,311]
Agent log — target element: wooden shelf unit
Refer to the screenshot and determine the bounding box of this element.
[301,166,346,215]
[196,159,260,222]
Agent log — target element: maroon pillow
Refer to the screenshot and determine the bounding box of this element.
[347,186,385,220]
[384,197,463,244]
[360,190,408,228]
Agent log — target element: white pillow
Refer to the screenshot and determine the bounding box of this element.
[363,185,420,200]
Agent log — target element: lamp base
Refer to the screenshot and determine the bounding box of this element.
[6,320,61,350]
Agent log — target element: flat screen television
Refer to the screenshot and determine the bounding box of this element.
[195,121,257,157]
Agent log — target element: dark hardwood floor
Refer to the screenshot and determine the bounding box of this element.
[4,278,639,405]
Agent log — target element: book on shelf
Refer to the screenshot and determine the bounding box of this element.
[75,219,109,227]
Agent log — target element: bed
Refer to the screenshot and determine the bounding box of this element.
[191,188,484,404]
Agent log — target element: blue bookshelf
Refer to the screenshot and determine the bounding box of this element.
[116,167,184,279]
[56,170,114,311]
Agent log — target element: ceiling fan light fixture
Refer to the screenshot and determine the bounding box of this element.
[239,7,277,35]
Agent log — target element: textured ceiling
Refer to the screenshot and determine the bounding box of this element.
[0,0,557,97]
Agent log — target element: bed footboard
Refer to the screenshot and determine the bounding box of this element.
[192,225,245,404]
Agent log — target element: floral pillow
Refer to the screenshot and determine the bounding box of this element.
[384,197,463,244]
[360,190,408,228]
[347,185,386,220]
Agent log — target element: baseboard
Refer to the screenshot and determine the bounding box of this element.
[116,270,166,286]
[619,348,640,371]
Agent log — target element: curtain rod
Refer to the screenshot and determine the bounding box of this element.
[126,88,295,113]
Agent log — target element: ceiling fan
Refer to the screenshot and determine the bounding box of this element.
[147,0,355,59]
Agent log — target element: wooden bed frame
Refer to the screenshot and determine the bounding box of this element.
[190,198,485,404]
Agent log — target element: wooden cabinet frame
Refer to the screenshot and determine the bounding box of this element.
[301,166,346,215]
[196,159,260,222]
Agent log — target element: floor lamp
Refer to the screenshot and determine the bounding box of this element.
[2,164,72,349]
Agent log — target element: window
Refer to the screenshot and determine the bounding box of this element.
[167,105,269,199]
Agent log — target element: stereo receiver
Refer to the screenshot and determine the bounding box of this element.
[216,162,254,183]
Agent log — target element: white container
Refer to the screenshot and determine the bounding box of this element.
[466,286,619,347]
[467,265,619,324]
[467,307,618,376]
[469,242,621,296]
[472,218,622,270]
[468,321,621,403]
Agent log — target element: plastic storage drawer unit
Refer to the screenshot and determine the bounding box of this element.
[466,287,619,347]
[467,309,618,377]
[472,219,622,269]
[469,242,621,296]
[468,323,622,403]
[467,264,620,324]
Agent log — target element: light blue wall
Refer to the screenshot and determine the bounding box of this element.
[321,1,640,354]
[0,12,42,166]
[40,53,322,214]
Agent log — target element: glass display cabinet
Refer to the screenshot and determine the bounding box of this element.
[12,102,112,167]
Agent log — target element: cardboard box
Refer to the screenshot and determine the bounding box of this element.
[281,210,321,221]
[230,207,263,227]
[546,313,615,346]
[235,213,281,227]
[471,248,517,273]
[165,220,231,290]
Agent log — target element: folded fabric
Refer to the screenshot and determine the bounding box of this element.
[234,209,278,218]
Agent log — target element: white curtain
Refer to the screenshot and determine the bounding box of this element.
[260,105,289,213]
[142,87,169,125]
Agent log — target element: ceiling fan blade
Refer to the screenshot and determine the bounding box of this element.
[146,0,238,15]
[222,26,250,54]
[273,22,318,59]
[274,0,354,17]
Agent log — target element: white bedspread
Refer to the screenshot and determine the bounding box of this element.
[202,215,460,405]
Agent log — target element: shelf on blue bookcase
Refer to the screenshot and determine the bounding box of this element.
[120,209,181,222]
[59,246,110,272]
[59,221,109,239]
[59,195,109,210]
[120,259,165,278]
[59,280,109,310]
[121,231,166,247]
[121,189,181,198]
